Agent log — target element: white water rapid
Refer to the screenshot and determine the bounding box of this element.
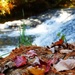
[26,8,75,46]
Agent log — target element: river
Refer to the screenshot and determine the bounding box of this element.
[0,8,75,57]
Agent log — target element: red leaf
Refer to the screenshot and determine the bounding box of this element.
[55,39,64,46]
[45,60,51,72]
[45,57,58,72]
[13,56,27,67]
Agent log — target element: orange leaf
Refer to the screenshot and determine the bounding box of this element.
[27,66,45,75]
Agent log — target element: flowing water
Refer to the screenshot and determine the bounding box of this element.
[0,8,75,57]
[26,8,75,46]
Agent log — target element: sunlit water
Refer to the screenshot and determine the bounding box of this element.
[0,8,75,57]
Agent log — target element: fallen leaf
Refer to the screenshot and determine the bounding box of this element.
[13,56,27,67]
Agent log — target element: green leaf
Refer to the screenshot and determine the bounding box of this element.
[57,32,61,37]
[61,34,65,41]
[19,23,32,46]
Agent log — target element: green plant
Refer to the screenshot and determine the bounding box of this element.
[19,24,32,46]
[57,32,67,42]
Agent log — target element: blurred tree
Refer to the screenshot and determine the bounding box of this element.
[0,0,74,15]
[0,0,75,22]
[0,0,14,15]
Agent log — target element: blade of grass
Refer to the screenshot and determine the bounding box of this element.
[19,23,32,46]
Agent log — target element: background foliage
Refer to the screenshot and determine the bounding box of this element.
[0,0,75,22]
[0,0,74,15]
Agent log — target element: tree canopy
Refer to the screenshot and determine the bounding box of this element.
[0,0,75,15]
